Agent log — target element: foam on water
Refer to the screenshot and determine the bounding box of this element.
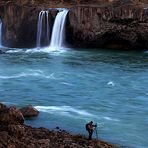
[103,116,119,122]
[0,70,60,80]
[35,106,96,119]
[0,72,40,79]
[6,49,25,53]
[5,47,69,57]
[107,81,115,86]
[61,82,73,86]
[27,47,67,53]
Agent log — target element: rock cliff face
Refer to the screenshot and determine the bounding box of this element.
[67,4,148,49]
[0,1,148,49]
[0,2,57,48]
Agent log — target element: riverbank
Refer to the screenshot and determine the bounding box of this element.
[0,103,118,148]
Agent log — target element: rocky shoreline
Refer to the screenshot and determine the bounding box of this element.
[0,103,118,148]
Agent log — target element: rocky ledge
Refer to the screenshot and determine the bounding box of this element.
[0,103,118,148]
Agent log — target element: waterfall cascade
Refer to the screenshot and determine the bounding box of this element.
[36,11,49,48]
[36,9,68,50]
[0,20,2,47]
[50,9,68,49]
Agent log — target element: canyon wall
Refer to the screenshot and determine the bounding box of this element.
[67,4,148,49]
[0,2,57,48]
[0,1,148,49]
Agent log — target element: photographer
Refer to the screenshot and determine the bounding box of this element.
[85,121,97,140]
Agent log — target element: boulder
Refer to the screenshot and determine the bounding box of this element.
[0,106,24,125]
[0,103,7,110]
[19,105,39,118]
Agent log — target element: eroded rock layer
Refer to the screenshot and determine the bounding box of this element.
[67,4,148,49]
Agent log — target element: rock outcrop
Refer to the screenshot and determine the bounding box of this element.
[0,103,7,110]
[20,105,39,118]
[67,3,148,49]
[0,106,24,125]
[0,0,148,49]
[0,124,118,148]
[0,103,118,148]
[0,2,57,48]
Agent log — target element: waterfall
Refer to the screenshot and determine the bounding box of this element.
[36,9,68,51]
[50,9,68,49]
[0,20,2,47]
[36,11,49,48]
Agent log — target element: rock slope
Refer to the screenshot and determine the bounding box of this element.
[0,103,118,148]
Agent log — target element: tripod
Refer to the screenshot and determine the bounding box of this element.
[94,124,98,140]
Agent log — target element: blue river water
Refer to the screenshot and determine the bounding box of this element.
[0,47,148,148]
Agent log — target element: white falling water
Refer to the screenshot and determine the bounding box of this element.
[0,20,2,47]
[50,9,68,49]
[36,11,49,48]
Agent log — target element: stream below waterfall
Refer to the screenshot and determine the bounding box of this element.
[0,47,148,148]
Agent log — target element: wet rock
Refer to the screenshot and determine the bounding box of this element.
[0,106,24,125]
[19,105,39,118]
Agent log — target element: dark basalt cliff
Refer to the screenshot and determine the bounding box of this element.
[67,4,148,49]
[0,1,148,49]
[0,2,57,48]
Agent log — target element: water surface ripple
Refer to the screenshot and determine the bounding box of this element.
[0,48,148,148]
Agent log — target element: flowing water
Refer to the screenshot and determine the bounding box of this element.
[36,9,68,51]
[36,11,49,47]
[0,47,148,148]
[50,9,68,48]
[0,20,2,47]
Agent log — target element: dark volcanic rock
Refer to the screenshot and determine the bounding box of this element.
[20,105,39,118]
[1,1,147,49]
[0,2,58,48]
[0,106,24,125]
[67,4,148,49]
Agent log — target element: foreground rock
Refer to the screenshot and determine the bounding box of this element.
[0,106,24,125]
[0,124,118,148]
[0,103,7,110]
[20,105,39,118]
[0,103,118,148]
